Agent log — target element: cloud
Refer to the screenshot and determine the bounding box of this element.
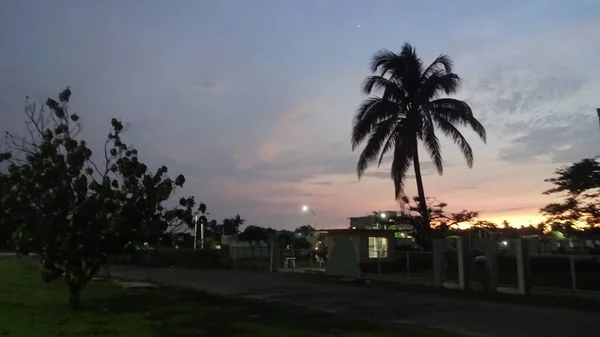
[309,181,334,186]
[250,100,324,164]
[443,19,600,166]
[362,161,440,180]
[499,113,600,164]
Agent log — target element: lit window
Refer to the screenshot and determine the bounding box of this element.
[368,237,388,258]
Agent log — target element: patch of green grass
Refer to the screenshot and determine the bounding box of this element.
[0,258,459,337]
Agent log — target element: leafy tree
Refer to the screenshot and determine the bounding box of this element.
[276,230,312,250]
[0,173,16,250]
[238,225,275,246]
[351,42,486,248]
[541,158,600,227]
[0,88,200,309]
[550,222,578,238]
[400,195,479,245]
[294,224,315,236]
[277,230,295,248]
[501,220,511,229]
[292,236,313,250]
[472,220,498,229]
[219,214,245,236]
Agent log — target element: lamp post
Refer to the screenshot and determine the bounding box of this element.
[193,213,205,250]
[302,205,316,230]
[302,205,317,268]
[193,213,198,250]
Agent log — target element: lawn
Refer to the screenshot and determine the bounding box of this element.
[0,258,459,337]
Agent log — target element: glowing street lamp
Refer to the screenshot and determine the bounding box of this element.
[302,205,317,230]
[377,212,387,229]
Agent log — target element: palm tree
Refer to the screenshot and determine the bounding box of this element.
[351,42,486,246]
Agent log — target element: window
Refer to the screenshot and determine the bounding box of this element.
[368,237,388,258]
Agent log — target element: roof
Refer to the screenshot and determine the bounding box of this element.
[321,228,398,236]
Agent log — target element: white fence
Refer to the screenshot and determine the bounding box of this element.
[230,246,270,260]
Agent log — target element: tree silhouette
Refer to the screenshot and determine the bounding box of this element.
[0,88,199,309]
[238,225,275,246]
[541,158,600,227]
[294,225,315,236]
[351,42,486,247]
[219,215,245,236]
[400,195,479,245]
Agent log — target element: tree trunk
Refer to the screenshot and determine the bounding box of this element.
[413,147,431,249]
[68,281,82,310]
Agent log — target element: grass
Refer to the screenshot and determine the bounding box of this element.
[0,258,460,337]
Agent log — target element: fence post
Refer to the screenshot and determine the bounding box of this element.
[569,255,577,291]
[457,237,467,290]
[406,252,410,277]
[432,239,444,287]
[515,238,530,295]
[377,250,381,274]
[485,236,499,292]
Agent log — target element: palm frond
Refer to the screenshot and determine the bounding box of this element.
[433,115,474,167]
[351,97,399,150]
[421,114,443,174]
[369,49,408,84]
[376,118,413,167]
[356,118,396,178]
[422,54,453,80]
[399,43,424,95]
[377,132,395,167]
[361,76,405,102]
[391,133,416,199]
[369,49,399,74]
[418,72,461,102]
[428,98,487,143]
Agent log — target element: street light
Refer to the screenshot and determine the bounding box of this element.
[193,213,205,250]
[302,205,317,230]
[377,212,386,229]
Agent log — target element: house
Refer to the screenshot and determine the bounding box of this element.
[322,229,397,263]
[348,211,398,229]
[347,212,416,248]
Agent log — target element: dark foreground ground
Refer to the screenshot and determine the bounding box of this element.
[0,258,459,337]
[110,264,600,337]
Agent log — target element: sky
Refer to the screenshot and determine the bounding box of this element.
[1,0,600,230]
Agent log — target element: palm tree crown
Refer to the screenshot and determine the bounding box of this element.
[351,42,486,200]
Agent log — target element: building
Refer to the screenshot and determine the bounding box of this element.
[347,211,417,249]
[348,211,398,229]
[322,228,397,262]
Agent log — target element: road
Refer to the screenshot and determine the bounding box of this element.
[110,265,599,337]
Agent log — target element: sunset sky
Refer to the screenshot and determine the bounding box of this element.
[2,0,600,230]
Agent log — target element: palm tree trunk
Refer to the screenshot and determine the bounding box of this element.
[413,147,431,248]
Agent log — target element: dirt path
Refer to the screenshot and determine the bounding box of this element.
[110,265,600,337]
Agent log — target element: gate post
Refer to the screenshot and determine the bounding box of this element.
[433,239,444,287]
[515,238,530,295]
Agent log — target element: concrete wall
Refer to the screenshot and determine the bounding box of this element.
[325,235,361,261]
